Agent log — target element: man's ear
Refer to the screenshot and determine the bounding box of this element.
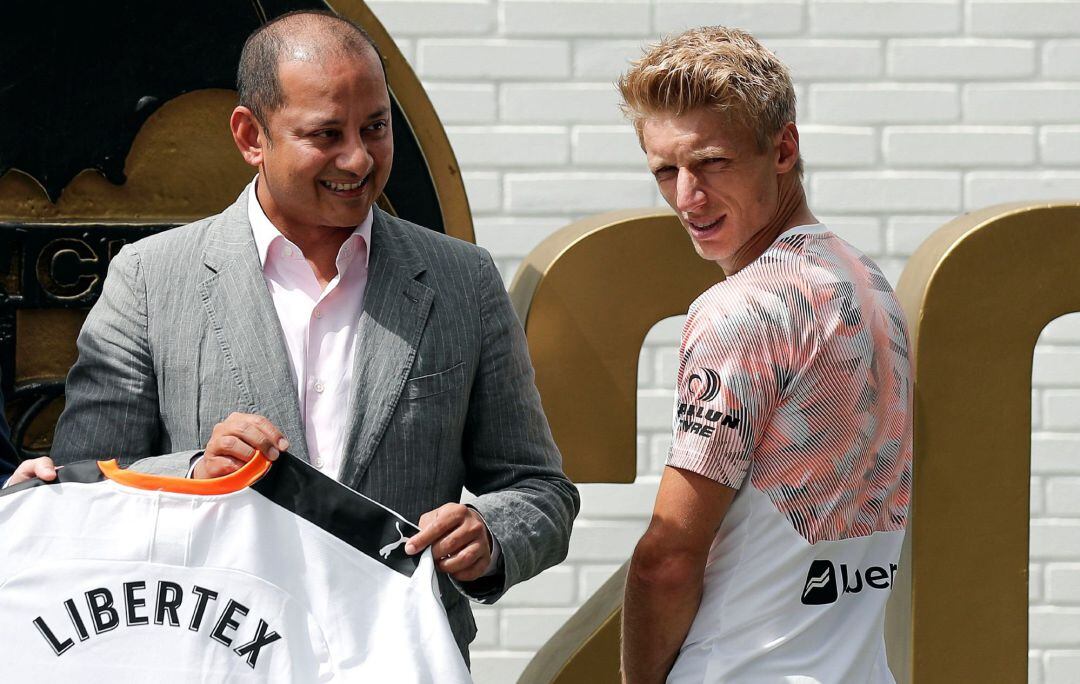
[775,122,800,175]
[230,106,266,167]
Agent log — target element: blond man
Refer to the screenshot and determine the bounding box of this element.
[619,27,912,683]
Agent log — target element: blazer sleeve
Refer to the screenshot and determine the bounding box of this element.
[51,245,163,466]
[459,250,580,602]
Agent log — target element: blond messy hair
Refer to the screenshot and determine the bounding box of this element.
[618,26,801,174]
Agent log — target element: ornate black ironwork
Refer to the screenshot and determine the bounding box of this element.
[0,0,444,230]
[1,0,269,200]
[0,223,175,462]
[10,380,66,460]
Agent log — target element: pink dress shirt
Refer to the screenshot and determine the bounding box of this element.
[209,179,501,574]
[248,179,371,480]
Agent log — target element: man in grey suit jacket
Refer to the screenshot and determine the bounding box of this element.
[11,10,578,658]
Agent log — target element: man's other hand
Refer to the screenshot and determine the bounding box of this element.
[193,413,289,479]
[406,503,493,582]
[6,457,57,487]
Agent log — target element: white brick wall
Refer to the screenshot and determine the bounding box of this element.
[810,83,961,123]
[418,40,571,78]
[965,171,1080,209]
[423,83,498,123]
[800,125,878,165]
[502,0,651,36]
[887,39,1036,80]
[654,1,805,35]
[369,0,495,34]
[505,171,656,212]
[1044,41,1080,79]
[883,126,1036,166]
[571,125,643,165]
[964,84,1080,123]
[810,0,961,36]
[367,2,1080,680]
[967,0,1080,37]
[772,39,883,79]
[1042,127,1080,165]
[447,126,570,166]
[501,83,625,123]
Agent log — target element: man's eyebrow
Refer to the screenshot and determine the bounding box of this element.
[301,108,390,128]
[689,146,731,162]
[303,117,342,128]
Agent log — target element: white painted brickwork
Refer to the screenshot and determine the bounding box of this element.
[363,1,1080,680]
[888,39,1037,79]
[1044,41,1080,79]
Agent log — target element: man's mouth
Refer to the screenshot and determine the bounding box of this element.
[687,216,724,233]
[320,176,369,194]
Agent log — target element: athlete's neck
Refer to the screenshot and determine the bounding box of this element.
[724,170,817,276]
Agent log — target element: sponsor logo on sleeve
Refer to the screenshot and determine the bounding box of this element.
[688,368,722,402]
[678,368,740,437]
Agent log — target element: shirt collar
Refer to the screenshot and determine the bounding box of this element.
[777,222,827,240]
[246,176,372,272]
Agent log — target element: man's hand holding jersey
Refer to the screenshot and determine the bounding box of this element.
[10,411,497,583]
[5,457,58,487]
[0,371,502,603]
[407,503,494,581]
[194,413,495,581]
[192,412,289,478]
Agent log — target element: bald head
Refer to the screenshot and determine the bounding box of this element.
[237,10,383,127]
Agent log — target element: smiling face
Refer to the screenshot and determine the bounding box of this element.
[235,49,393,242]
[641,107,783,270]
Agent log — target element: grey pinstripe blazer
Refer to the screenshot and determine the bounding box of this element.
[51,188,579,653]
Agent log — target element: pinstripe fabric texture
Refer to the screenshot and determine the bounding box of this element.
[668,224,911,544]
[51,188,579,653]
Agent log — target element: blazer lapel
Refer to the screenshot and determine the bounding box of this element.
[196,189,309,462]
[339,209,433,486]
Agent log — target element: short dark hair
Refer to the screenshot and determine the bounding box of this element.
[237,10,383,128]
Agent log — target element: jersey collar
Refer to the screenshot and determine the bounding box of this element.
[97,452,272,494]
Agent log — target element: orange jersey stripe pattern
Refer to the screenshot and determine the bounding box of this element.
[668,226,912,544]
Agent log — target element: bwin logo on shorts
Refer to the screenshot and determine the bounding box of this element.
[688,368,722,402]
[801,560,838,605]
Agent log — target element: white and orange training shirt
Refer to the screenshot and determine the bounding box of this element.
[666,224,912,684]
[0,453,471,683]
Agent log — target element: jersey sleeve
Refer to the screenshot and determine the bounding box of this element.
[666,291,785,490]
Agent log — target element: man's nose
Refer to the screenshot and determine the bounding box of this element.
[339,135,373,176]
[675,168,706,214]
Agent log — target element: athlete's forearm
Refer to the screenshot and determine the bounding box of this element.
[621,548,705,684]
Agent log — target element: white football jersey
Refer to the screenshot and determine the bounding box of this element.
[0,453,472,683]
[667,225,912,683]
